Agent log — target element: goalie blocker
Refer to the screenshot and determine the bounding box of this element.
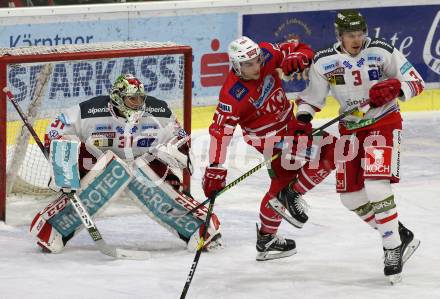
[30,147,221,253]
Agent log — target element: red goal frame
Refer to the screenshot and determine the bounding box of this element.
[0,45,193,221]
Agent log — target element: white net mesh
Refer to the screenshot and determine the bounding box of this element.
[4,41,189,197]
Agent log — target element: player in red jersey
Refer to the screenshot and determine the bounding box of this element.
[202,36,337,261]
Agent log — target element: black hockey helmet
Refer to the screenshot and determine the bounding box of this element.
[334,10,367,36]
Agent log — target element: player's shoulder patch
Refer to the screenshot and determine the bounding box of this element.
[367,38,394,54]
[260,47,273,64]
[218,101,232,113]
[144,96,172,118]
[79,96,112,119]
[314,45,337,63]
[228,81,248,101]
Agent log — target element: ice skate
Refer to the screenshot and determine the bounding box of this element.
[268,184,308,228]
[383,246,403,285]
[399,222,420,264]
[256,225,297,261]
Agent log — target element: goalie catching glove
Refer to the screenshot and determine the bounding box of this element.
[148,136,194,175]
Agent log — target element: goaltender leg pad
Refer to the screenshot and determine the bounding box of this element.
[47,151,132,238]
[49,139,81,191]
[127,157,221,250]
[30,194,71,253]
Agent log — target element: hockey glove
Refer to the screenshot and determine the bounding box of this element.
[286,117,313,138]
[281,52,310,75]
[202,166,227,198]
[369,78,402,108]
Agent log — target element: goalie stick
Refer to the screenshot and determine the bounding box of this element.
[4,87,150,260]
[168,102,370,218]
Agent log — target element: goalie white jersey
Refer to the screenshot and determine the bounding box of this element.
[297,37,425,131]
[44,95,185,161]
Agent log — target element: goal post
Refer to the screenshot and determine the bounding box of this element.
[0,41,193,222]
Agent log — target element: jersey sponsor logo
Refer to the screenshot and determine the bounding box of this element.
[324,67,345,79]
[254,87,286,117]
[367,54,382,62]
[356,58,365,68]
[400,61,413,75]
[91,131,116,138]
[364,146,392,176]
[136,137,156,147]
[88,107,108,115]
[93,138,114,147]
[314,46,337,63]
[322,60,339,71]
[343,60,353,69]
[368,38,394,53]
[260,47,273,63]
[95,124,113,131]
[218,102,232,113]
[48,130,60,139]
[328,74,345,85]
[229,82,248,101]
[346,98,369,107]
[253,75,275,109]
[368,69,382,81]
[145,106,166,114]
[141,124,159,131]
[115,126,138,134]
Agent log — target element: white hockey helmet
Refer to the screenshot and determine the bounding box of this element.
[228,36,261,76]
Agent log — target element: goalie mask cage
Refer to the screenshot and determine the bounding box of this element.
[0,41,192,222]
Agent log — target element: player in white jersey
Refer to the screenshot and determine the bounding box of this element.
[30,74,222,254]
[296,10,422,284]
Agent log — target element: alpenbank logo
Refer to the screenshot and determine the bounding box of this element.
[88,107,108,115]
[145,106,166,114]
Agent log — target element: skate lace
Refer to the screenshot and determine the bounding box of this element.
[384,248,400,266]
[265,235,287,249]
[294,195,309,214]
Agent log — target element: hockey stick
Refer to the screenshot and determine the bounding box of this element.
[4,87,150,260]
[179,194,217,299]
[169,103,369,218]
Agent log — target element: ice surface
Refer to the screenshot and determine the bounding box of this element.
[1,111,440,299]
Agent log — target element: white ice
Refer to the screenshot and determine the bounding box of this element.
[1,111,440,299]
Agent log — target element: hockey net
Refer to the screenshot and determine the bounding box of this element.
[0,41,192,222]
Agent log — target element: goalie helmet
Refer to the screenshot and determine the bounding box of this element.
[110,74,146,122]
[334,10,368,36]
[228,36,261,76]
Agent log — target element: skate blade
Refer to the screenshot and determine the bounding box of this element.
[388,273,402,285]
[268,199,304,229]
[256,248,297,261]
[403,238,421,265]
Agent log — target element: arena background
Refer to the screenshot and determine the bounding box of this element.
[1,0,439,130]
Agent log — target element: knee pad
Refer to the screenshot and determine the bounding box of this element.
[340,188,369,211]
